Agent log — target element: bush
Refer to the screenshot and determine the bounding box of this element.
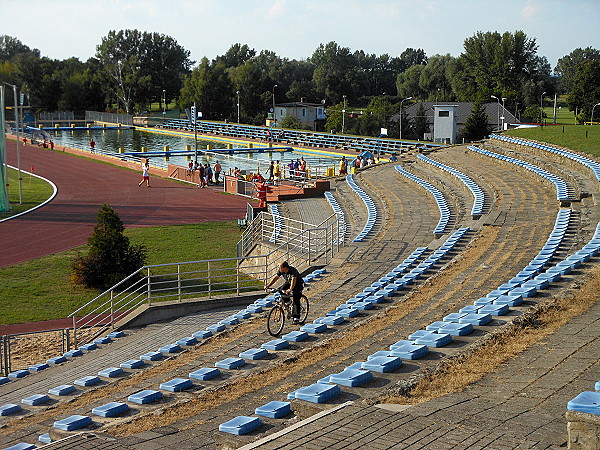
[72,204,146,289]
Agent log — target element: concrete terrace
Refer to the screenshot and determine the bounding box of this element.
[0,137,598,449]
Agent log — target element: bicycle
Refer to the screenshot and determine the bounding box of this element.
[266,288,309,336]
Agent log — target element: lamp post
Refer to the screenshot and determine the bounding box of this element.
[272,84,278,127]
[399,96,412,140]
[162,89,166,116]
[236,90,240,124]
[4,82,21,204]
[341,95,346,134]
[491,95,500,129]
[540,91,546,124]
[591,102,600,124]
[501,97,507,130]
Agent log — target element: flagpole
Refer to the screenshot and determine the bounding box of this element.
[193,102,198,164]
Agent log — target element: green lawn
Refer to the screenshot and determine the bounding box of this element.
[0,221,242,325]
[504,124,600,157]
[0,167,55,219]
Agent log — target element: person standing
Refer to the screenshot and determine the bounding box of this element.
[138,161,150,187]
[274,160,281,183]
[214,160,222,183]
[339,156,347,175]
[267,161,275,182]
[89,139,96,153]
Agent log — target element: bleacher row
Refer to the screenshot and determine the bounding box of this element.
[394,165,450,234]
[324,192,347,244]
[345,174,378,242]
[218,214,600,436]
[468,145,572,202]
[218,229,470,435]
[490,134,600,183]
[157,119,437,155]
[268,204,282,244]
[417,154,486,217]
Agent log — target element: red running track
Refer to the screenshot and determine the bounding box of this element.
[0,140,250,268]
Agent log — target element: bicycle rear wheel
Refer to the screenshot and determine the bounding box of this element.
[298,295,309,324]
[267,305,286,336]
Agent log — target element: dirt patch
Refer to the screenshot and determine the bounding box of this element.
[379,264,600,405]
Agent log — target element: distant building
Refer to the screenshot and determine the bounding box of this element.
[433,105,458,144]
[269,102,327,131]
[391,102,519,140]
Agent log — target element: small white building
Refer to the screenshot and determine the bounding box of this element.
[270,102,327,131]
[433,105,458,144]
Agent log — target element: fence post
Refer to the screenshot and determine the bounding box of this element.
[72,315,77,348]
[147,268,152,306]
[178,264,182,302]
[110,290,115,328]
[4,336,10,376]
[207,261,212,298]
[236,260,240,296]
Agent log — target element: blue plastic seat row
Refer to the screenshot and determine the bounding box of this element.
[490,134,600,183]
[345,174,378,242]
[324,191,347,244]
[394,165,450,234]
[469,145,571,201]
[417,154,486,216]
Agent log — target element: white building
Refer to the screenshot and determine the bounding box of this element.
[270,102,327,131]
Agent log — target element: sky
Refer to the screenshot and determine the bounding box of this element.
[2,0,599,69]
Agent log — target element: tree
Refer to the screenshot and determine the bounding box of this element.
[419,54,455,101]
[567,59,600,121]
[460,103,491,141]
[96,30,191,114]
[398,48,428,71]
[396,64,426,100]
[0,36,37,62]
[179,58,234,120]
[554,47,600,94]
[279,114,303,129]
[455,31,551,108]
[216,43,256,68]
[72,204,146,289]
[310,41,366,104]
[413,103,430,140]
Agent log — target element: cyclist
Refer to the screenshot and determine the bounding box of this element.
[265,261,304,324]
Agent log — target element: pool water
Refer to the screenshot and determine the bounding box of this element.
[33,128,337,176]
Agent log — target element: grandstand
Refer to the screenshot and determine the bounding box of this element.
[0,134,598,449]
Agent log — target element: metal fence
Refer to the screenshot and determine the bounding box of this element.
[85,111,134,126]
[68,214,341,347]
[0,329,71,375]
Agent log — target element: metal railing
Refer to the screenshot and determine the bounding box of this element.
[237,212,340,258]
[85,111,134,126]
[69,215,341,347]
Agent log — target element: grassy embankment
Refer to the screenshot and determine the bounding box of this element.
[0,221,241,325]
[0,167,55,220]
[504,123,600,157]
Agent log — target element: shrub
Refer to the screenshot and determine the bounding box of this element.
[72,204,146,289]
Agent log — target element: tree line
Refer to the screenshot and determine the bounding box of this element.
[0,31,598,138]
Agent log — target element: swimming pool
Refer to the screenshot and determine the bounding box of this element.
[31,128,338,176]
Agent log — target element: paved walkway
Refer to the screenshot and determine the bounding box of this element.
[1,139,249,267]
[247,299,600,449]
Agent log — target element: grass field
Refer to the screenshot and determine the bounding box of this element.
[0,221,242,325]
[0,167,55,220]
[504,124,600,157]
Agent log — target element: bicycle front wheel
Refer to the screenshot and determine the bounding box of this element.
[298,295,309,324]
[267,305,286,336]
